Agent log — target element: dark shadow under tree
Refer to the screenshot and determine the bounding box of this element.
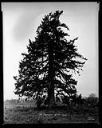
[13,10,87,109]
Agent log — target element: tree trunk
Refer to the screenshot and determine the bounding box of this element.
[48,81,55,108]
[48,40,55,108]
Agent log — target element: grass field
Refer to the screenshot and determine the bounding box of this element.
[4,100,99,124]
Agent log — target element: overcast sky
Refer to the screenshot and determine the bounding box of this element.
[2,2,99,100]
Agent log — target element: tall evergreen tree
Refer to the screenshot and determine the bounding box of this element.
[13,10,87,108]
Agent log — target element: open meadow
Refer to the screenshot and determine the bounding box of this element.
[4,100,99,124]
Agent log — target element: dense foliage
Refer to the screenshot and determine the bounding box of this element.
[14,10,87,107]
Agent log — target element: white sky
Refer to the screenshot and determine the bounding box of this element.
[2,2,99,100]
